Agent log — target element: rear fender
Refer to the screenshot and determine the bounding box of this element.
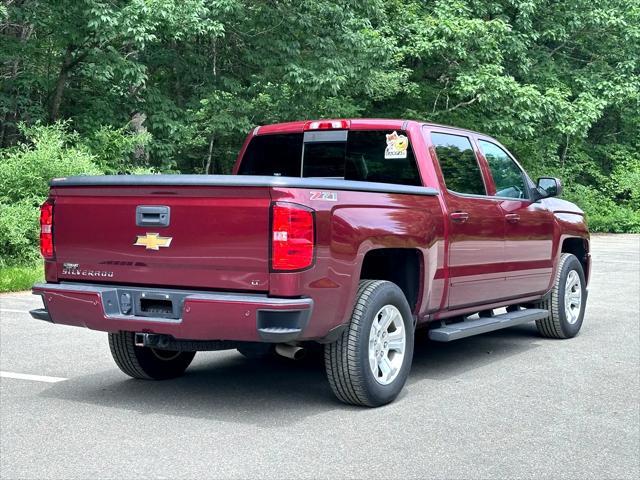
[326,202,445,331]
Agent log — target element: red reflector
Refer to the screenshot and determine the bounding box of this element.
[39,199,55,259]
[303,119,350,131]
[271,203,314,271]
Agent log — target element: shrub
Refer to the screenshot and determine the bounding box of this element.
[0,123,100,205]
[564,184,640,234]
[0,264,44,293]
[0,122,151,265]
[83,125,152,174]
[0,201,40,266]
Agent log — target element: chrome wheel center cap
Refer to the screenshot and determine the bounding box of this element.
[564,270,582,325]
[368,305,406,385]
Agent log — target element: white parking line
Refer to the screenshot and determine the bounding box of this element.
[0,309,29,314]
[0,371,67,383]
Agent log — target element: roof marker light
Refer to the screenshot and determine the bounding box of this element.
[303,120,350,131]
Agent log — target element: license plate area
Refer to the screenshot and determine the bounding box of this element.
[139,297,174,317]
[135,292,178,319]
[95,287,188,320]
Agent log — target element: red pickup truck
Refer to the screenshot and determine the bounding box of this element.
[31,119,590,407]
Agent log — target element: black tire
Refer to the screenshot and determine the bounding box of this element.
[108,331,195,380]
[533,253,587,339]
[324,280,414,407]
[237,343,276,360]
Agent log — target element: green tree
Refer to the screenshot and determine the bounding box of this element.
[1,0,638,235]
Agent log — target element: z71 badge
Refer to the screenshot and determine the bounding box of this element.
[310,191,338,202]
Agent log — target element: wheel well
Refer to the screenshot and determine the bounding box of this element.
[562,237,589,278]
[360,249,421,312]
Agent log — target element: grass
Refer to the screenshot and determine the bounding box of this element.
[0,264,44,293]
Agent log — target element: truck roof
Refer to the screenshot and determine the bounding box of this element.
[255,118,477,136]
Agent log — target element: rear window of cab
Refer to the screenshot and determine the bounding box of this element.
[238,130,422,186]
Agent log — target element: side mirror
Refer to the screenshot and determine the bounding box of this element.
[535,177,563,199]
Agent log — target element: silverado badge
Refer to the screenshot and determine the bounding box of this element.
[134,233,172,250]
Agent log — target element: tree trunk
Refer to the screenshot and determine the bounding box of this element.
[49,46,90,123]
[560,134,570,168]
[2,19,34,146]
[49,47,74,123]
[205,135,215,174]
[0,113,8,148]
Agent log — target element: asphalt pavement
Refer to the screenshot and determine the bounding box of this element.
[1,234,638,479]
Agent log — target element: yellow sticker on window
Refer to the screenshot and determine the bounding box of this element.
[385,131,408,159]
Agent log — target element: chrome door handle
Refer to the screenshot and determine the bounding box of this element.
[450,212,469,223]
[505,213,520,223]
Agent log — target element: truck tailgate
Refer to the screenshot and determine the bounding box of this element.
[50,185,271,291]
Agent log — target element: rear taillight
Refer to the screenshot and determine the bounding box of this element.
[271,203,315,271]
[39,199,55,259]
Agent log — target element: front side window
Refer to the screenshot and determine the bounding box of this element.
[479,140,527,199]
[430,132,486,195]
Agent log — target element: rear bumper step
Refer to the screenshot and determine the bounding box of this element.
[31,282,312,343]
[428,309,548,342]
[29,308,52,323]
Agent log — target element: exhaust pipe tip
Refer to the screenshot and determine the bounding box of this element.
[275,343,306,361]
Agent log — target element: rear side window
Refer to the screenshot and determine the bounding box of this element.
[344,131,421,186]
[431,132,486,195]
[478,140,528,199]
[238,130,422,186]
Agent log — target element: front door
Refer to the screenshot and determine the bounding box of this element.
[476,138,554,297]
[428,131,508,309]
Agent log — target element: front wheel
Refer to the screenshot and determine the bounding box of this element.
[324,280,414,407]
[533,253,587,339]
[108,331,195,380]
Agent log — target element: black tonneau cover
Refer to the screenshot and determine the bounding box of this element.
[51,175,439,196]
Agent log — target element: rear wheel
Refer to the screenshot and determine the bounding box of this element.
[108,331,195,380]
[324,280,414,407]
[533,253,587,339]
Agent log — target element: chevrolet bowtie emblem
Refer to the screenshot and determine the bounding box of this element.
[134,233,172,250]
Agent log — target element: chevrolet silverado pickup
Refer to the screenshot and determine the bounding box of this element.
[31,119,590,407]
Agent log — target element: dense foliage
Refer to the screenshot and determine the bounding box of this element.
[0,123,149,264]
[1,0,639,265]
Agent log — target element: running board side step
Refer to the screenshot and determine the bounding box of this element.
[428,309,548,342]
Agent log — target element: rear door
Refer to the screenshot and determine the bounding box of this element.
[427,130,509,309]
[51,184,272,291]
[475,138,554,297]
